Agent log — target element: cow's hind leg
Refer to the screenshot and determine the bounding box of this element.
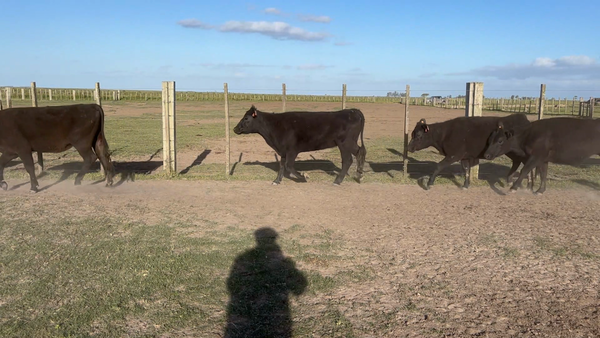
[534,163,549,195]
[334,144,353,185]
[74,146,97,186]
[354,142,366,183]
[0,153,19,191]
[19,152,40,193]
[273,154,286,185]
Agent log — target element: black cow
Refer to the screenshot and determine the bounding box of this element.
[0,103,115,192]
[484,117,600,194]
[233,105,366,185]
[407,113,535,190]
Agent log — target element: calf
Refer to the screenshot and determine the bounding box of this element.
[484,117,600,194]
[407,113,534,190]
[0,103,115,192]
[233,105,366,185]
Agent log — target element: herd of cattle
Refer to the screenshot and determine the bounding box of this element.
[0,103,599,194]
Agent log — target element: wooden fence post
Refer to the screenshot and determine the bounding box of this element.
[537,84,546,120]
[72,90,76,101]
[95,82,102,106]
[590,97,595,119]
[579,97,584,117]
[21,88,25,100]
[31,82,38,107]
[403,85,410,178]
[465,82,484,180]
[161,81,177,174]
[342,84,347,109]
[224,83,230,177]
[49,89,53,101]
[5,88,12,108]
[282,83,286,112]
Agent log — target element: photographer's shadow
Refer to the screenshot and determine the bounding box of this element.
[224,227,307,338]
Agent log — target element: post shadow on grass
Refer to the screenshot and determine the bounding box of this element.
[229,152,243,176]
[180,149,211,175]
[224,227,308,338]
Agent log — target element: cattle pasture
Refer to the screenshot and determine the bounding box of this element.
[1,100,600,337]
[4,99,600,189]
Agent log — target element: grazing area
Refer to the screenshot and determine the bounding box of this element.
[1,100,600,337]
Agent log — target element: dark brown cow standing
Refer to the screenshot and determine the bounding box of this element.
[233,105,366,185]
[0,103,115,192]
[407,113,535,190]
[484,117,600,194]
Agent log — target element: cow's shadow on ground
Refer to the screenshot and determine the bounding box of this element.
[371,148,517,194]
[243,154,343,183]
[6,148,171,191]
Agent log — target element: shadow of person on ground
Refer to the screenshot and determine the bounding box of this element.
[224,227,307,338]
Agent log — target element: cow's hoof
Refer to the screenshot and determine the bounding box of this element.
[534,191,544,196]
[333,182,341,186]
[509,188,517,194]
[0,181,7,191]
[29,188,38,194]
[461,187,468,191]
[423,184,431,191]
[272,181,280,186]
[302,172,310,180]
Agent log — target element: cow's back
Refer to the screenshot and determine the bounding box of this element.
[438,114,529,158]
[0,104,103,153]
[269,109,363,153]
[524,117,600,164]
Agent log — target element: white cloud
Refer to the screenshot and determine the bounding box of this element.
[218,21,330,41]
[298,15,331,23]
[334,41,352,46]
[297,64,332,70]
[197,63,273,69]
[176,19,212,29]
[263,7,282,15]
[448,55,600,80]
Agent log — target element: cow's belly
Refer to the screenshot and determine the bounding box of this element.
[295,140,337,153]
[31,141,74,153]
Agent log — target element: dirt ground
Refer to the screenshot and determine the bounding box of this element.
[5,178,600,337]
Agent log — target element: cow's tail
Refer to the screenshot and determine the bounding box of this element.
[355,109,367,182]
[93,104,115,186]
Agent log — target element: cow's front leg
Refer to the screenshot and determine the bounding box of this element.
[0,153,19,191]
[510,157,540,193]
[284,152,308,182]
[425,156,457,190]
[273,154,286,185]
[460,158,478,190]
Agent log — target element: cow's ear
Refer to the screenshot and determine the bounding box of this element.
[252,110,257,118]
[504,130,513,139]
[419,119,430,133]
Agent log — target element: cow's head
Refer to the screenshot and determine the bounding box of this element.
[484,121,513,160]
[233,105,261,135]
[407,118,431,152]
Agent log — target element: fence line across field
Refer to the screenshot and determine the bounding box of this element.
[1,81,597,181]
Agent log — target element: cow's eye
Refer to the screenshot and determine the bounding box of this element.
[498,140,504,145]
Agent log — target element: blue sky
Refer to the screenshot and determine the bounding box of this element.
[1,0,599,98]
